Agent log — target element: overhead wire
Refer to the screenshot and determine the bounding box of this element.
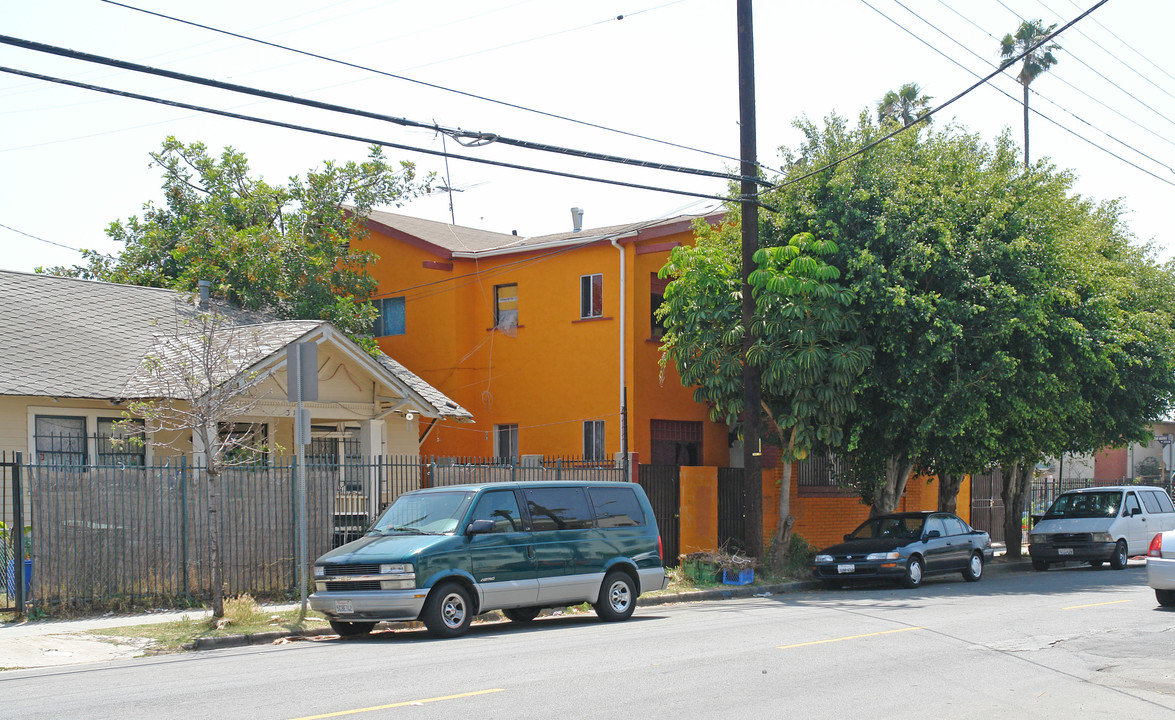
[994,0,1175,131]
[930,0,1175,155]
[0,65,740,204]
[98,0,777,175]
[893,0,1175,173]
[1063,0,1175,87]
[766,0,1175,195]
[0,222,115,257]
[0,35,762,187]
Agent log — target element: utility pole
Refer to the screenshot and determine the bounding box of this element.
[737,0,763,557]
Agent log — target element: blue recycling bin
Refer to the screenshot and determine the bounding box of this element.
[4,559,32,598]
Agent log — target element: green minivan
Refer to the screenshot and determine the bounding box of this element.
[309,480,667,638]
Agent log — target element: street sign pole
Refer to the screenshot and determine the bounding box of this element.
[289,342,318,616]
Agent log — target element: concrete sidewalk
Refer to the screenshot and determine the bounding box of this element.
[0,553,1034,671]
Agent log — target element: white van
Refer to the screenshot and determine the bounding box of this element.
[1028,486,1175,571]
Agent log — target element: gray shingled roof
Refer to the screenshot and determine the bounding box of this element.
[0,270,471,420]
[363,209,714,256]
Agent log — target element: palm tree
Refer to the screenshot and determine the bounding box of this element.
[1000,19,1060,167]
[877,82,932,127]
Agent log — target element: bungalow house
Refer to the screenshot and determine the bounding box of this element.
[0,269,473,525]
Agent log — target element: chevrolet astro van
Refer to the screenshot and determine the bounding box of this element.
[1028,485,1175,571]
[309,481,667,638]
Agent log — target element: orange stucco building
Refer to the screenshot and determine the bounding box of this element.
[358,210,732,466]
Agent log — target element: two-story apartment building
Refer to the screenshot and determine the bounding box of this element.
[357,209,731,467]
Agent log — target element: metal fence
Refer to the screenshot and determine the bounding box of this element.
[13,454,628,613]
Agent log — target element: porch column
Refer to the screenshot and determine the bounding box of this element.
[359,419,385,517]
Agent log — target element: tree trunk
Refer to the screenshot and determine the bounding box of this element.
[768,460,795,572]
[871,456,914,516]
[999,462,1032,559]
[1022,83,1030,168]
[938,472,964,514]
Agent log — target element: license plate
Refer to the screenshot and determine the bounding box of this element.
[334,600,354,614]
[1058,548,1074,556]
[837,564,855,574]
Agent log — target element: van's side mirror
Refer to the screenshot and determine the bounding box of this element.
[467,519,495,535]
[1131,507,1143,517]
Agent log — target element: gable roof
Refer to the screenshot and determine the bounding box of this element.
[362,209,724,259]
[0,270,472,421]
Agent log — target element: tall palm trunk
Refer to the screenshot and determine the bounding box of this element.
[1022,83,1031,167]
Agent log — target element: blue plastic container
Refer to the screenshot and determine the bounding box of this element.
[722,568,754,585]
[4,559,32,598]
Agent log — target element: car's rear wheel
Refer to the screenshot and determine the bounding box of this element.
[329,620,375,637]
[1109,539,1129,570]
[1032,558,1050,572]
[422,581,473,638]
[595,570,636,621]
[901,556,924,588]
[502,607,541,623]
[1156,589,1175,607]
[962,551,983,582]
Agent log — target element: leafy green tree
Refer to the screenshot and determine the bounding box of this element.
[1000,19,1060,167]
[877,82,932,127]
[45,138,428,348]
[658,224,870,566]
[759,111,1175,533]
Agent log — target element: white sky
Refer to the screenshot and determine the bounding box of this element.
[2,0,1173,274]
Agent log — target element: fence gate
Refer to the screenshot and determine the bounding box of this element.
[717,467,747,554]
[638,465,680,567]
[1,452,25,615]
[970,469,1005,545]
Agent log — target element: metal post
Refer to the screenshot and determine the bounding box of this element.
[181,456,189,600]
[297,379,308,616]
[13,452,24,615]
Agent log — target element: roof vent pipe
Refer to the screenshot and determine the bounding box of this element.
[198,279,211,311]
[571,207,584,233]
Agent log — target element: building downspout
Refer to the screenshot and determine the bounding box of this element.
[610,237,629,463]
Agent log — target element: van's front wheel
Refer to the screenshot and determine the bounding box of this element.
[1109,540,1129,570]
[423,582,473,638]
[595,570,636,622]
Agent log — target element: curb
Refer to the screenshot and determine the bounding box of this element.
[183,559,1037,651]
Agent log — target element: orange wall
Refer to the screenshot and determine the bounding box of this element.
[360,224,725,462]
[679,466,719,554]
[759,465,970,552]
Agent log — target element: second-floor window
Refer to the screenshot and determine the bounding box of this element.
[373,296,406,337]
[494,284,518,332]
[651,274,669,340]
[580,273,603,319]
[494,423,519,461]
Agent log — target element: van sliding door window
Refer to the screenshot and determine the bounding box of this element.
[525,487,593,531]
[588,486,645,527]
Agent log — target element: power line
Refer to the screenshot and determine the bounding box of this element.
[0,64,740,204]
[0,222,114,257]
[1062,0,1175,87]
[930,0,1175,155]
[895,0,1175,173]
[994,0,1175,131]
[98,0,774,175]
[0,34,762,187]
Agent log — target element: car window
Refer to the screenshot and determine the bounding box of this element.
[942,516,968,536]
[1124,493,1142,516]
[924,517,947,537]
[525,487,594,531]
[469,490,523,533]
[588,486,646,527]
[1154,491,1175,514]
[1141,490,1162,514]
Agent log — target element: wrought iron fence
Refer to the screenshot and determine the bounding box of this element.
[17,453,629,612]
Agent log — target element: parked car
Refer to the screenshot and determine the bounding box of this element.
[1147,530,1175,607]
[1028,486,1175,571]
[812,512,993,589]
[309,481,667,638]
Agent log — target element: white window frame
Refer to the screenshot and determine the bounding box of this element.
[583,420,606,460]
[580,273,603,319]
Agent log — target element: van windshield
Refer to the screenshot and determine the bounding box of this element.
[1043,491,1123,519]
[371,491,475,535]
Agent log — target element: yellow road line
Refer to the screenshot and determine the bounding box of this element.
[1062,599,1131,610]
[778,626,923,650]
[287,689,505,720]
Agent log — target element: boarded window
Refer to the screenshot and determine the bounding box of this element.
[373,296,406,337]
[494,284,518,334]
